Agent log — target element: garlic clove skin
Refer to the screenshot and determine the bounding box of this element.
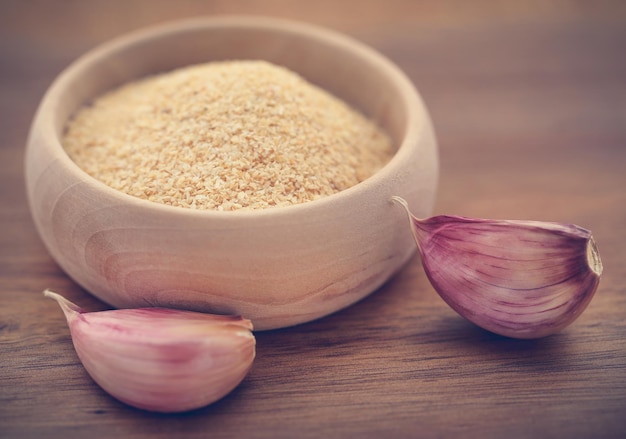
[44,290,255,413]
[392,197,602,339]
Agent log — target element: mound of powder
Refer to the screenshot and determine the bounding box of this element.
[62,60,393,211]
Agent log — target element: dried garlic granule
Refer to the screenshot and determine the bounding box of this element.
[62,60,393,211]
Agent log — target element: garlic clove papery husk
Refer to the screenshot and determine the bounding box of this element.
[392,197,602,339]
[44,290,255,413]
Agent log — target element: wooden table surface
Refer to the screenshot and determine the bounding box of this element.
[2,1,626,438]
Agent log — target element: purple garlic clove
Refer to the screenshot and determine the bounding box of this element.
[44,290,256,412]
[392,196,602,339]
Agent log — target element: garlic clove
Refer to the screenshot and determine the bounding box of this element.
[392,196,602,339]
[44,289,255,413]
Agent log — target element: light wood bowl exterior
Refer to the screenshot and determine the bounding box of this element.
[25,16,438,330]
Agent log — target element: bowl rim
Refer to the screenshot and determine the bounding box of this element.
[31,15,429,220]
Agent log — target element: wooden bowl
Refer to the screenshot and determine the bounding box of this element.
[25,16,438,330]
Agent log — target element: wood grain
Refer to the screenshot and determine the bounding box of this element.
[2,1,626,438]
